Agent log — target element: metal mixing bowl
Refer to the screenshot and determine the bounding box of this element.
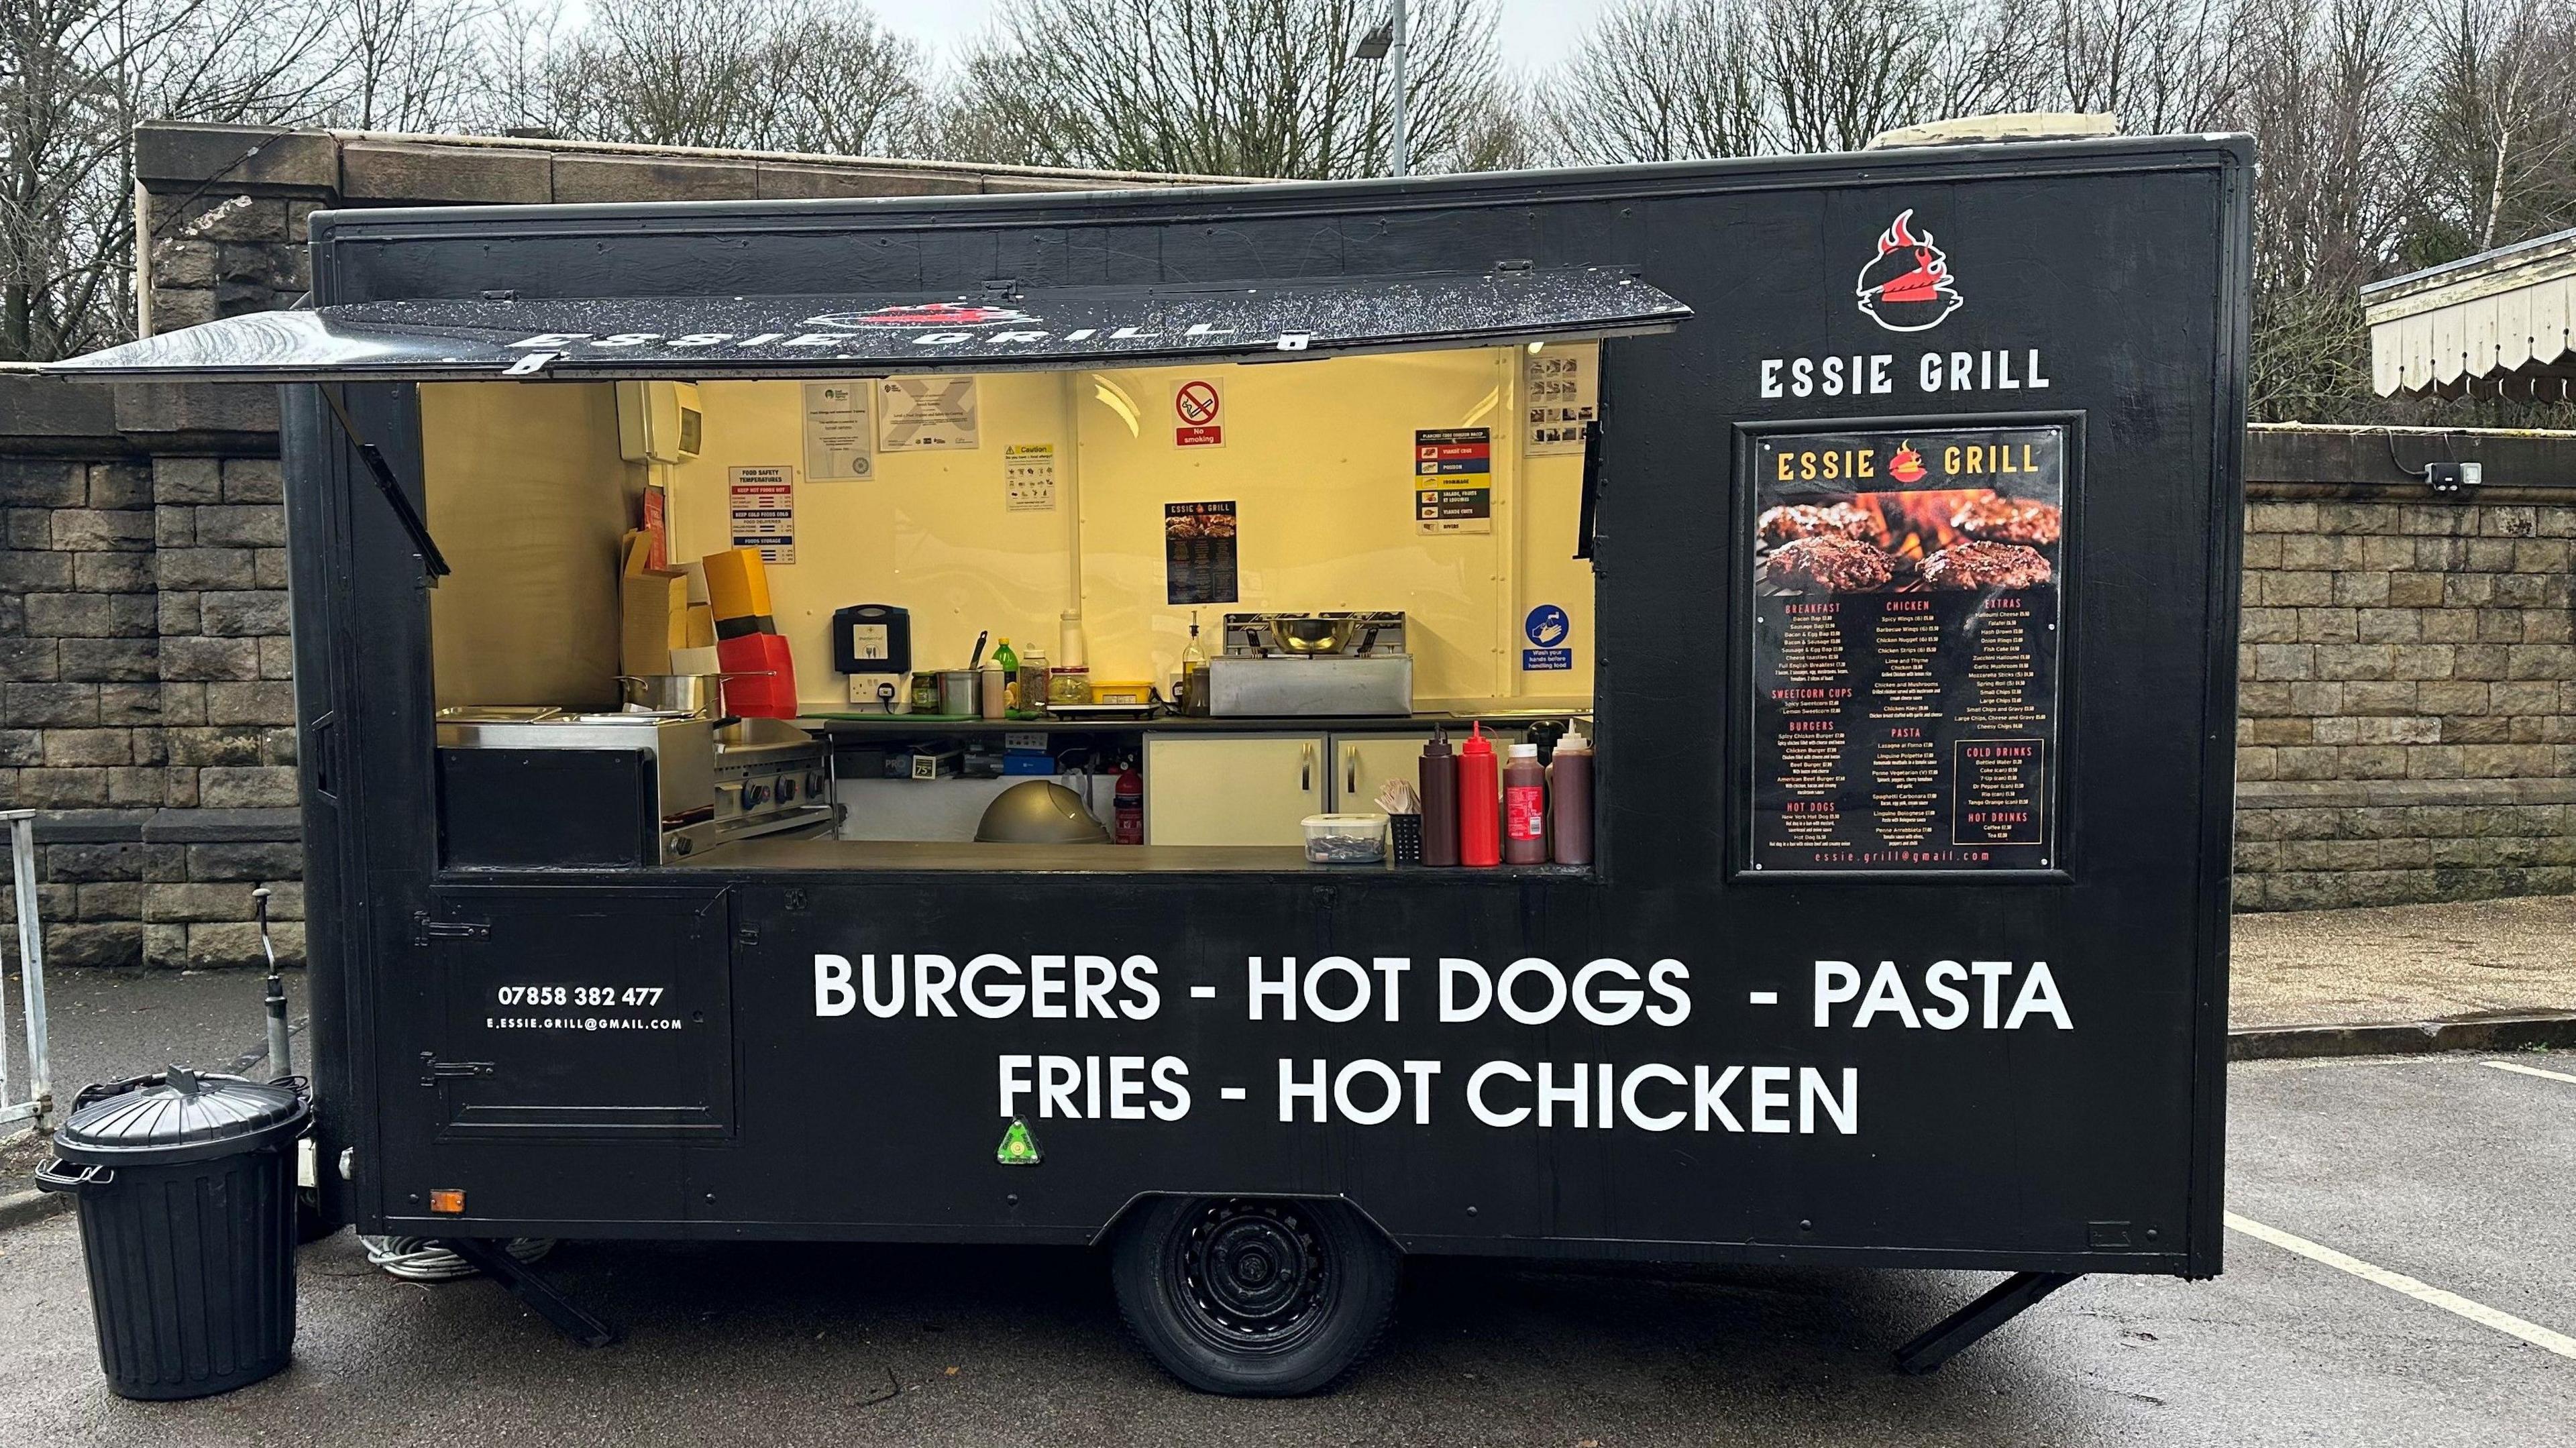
[1268,616,1358,655]
[975,781,1110,844]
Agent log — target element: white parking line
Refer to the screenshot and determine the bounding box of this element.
[2483,1060,2576,1087]
[2225,1212,2576,1361]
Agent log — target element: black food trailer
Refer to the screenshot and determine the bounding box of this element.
[50,133,2251,1395]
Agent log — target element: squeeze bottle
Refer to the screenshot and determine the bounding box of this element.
[1114,759,1144,845]
[1418,728,1460,867]
[1548,726,1593,865]
[1458,723,1501,867]
[1503,742,1548,864]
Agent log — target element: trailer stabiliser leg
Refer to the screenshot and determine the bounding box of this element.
[441,1239,623,1348]
[1892,1271,2079,1374]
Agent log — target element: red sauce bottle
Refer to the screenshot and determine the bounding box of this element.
[1113,759,1144,844]
[1458,723,1501,867]
[1503,742,1548,864]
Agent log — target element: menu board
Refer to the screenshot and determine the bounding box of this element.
[1747,425,2065,873]
[1165,500,1239,605]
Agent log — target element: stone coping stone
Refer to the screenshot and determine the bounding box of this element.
[0,374,279,450]
[2249,424,2576,491]
[30,807,301,844]
[134,121,1246,197]
[2238,778,2576,809]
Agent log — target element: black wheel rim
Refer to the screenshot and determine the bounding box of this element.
[1165,1199,1336,1355]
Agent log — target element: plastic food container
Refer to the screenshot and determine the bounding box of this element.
[1090,679,1154,706]
[1302,813,1388,864]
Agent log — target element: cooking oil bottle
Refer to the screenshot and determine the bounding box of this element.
[1179,610,1210,716]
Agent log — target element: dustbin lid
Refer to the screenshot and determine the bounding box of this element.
[53,1067,309,1166]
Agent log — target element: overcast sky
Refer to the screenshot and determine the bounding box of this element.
[876,1,1614,76]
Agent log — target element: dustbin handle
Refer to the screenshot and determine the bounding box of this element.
[35,1159,115,1196]
[72,1073,157,1112]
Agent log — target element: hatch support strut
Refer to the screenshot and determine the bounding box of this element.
[319,384,451,581]
[1892,1271,2078,1374]
[441,1238,622,1348]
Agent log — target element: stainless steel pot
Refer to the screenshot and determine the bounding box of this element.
[618,674,726,716]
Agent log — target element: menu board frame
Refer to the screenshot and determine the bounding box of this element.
[1727,411,2084,883]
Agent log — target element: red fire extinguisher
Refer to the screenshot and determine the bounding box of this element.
[1114,758,1144,844]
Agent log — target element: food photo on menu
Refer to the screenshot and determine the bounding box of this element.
[1746,429,2067,874]
[1754,449,2061,598]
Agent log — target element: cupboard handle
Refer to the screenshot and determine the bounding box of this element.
[1344,746,1358,795]
[1301,743,1313,792]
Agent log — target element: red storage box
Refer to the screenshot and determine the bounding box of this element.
[716,632,799,718]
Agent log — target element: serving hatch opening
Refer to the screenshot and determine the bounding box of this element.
[417,337,1622,877]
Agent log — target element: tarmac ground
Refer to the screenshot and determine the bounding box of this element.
[3,1054,2574,1443]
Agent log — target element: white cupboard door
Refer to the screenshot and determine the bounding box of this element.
[1144,734,1327,845]
[1333,733,1435,812]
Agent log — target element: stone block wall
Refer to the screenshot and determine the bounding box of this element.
[0,372,301,967]
[2234,429,2576,909]
[2,450,299,815]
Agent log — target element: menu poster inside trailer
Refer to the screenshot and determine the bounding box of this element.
[1747,425,2065,873]
[1165,500,1239,605]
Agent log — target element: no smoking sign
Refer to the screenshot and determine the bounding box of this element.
[1173,379,1224,448]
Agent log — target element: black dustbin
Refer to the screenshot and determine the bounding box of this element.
[37,1067,310,1400]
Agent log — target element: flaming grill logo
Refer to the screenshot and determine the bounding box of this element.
[801,302,1040,330]
[1856,209,1962,333]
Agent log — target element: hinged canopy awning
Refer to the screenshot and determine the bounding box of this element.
[2365,226,2576,400]
[45,268,1690,383]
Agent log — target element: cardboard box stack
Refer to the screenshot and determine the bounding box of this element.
[703,547,799,718]
[621,531,714,675]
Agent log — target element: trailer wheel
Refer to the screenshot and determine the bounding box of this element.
[1110,1196,1398,1396]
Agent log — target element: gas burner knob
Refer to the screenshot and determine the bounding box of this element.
[777,777,796,803]
[745,782,769,807]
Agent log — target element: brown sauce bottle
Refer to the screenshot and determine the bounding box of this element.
[1548,726,1593,866]
[1419,727,1459,867]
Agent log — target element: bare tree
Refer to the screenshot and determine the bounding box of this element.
[1756,0,1949,154]
[1534,0,2044,164]
[2038,0,2237,133]
[535,0,926,154]
[1536,0,1767,165]
[2224,0,2421,420]
[931,0,1508,178]
[1,0,339,359]
[325,0,514,133]
[2405,0,2576,261]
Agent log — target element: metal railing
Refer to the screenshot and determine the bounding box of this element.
[1,810,52,1133]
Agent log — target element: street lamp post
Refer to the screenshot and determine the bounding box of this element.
[1355,1,1410,178]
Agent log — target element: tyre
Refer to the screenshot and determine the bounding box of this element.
[1110,1195,1400,1397]
[294,1185,339,1245]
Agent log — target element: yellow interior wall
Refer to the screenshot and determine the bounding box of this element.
[421,381,636,710]
[661,347,1596,712]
